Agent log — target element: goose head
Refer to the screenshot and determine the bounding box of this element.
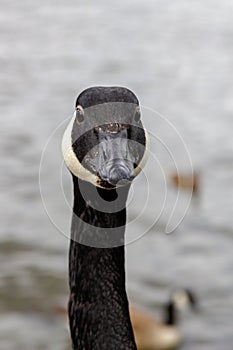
[62,86,149,189]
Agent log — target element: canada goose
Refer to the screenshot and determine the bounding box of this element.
[170,172,199,194]
[62,86,149,349]
[54,288,197,350]
[130,288,197,350]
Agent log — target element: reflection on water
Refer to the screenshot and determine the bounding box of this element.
[1,0,233,349]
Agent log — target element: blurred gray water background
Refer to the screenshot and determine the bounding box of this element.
[1,0,233,349]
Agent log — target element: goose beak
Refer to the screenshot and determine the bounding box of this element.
[97,128,135,186]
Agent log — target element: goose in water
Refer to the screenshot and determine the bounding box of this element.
[170,172,199,194]
[131,288,197,350]
[62,86,149,349]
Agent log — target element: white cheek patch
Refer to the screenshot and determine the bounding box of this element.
[172,290,190,311]
[62,113,100,187]
[134,129,150,176]
[62,114,150,188]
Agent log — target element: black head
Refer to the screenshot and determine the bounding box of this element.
[62,86,149,189]
[164,288,198,325]
[76,86,139,109]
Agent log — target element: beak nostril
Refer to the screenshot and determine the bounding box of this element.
[104,165,134,186]
[103,150,107,162]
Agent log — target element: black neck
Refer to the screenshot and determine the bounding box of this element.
[68,177,137,350]
[164,301,176,325]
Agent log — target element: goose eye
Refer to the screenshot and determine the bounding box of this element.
[134,107,141,123]
[75,106,84,123]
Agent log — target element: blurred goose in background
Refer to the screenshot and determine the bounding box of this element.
[170,172,199,194]
[131,288,197,350]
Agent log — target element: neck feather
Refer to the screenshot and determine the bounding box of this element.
[68,177,137,350]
